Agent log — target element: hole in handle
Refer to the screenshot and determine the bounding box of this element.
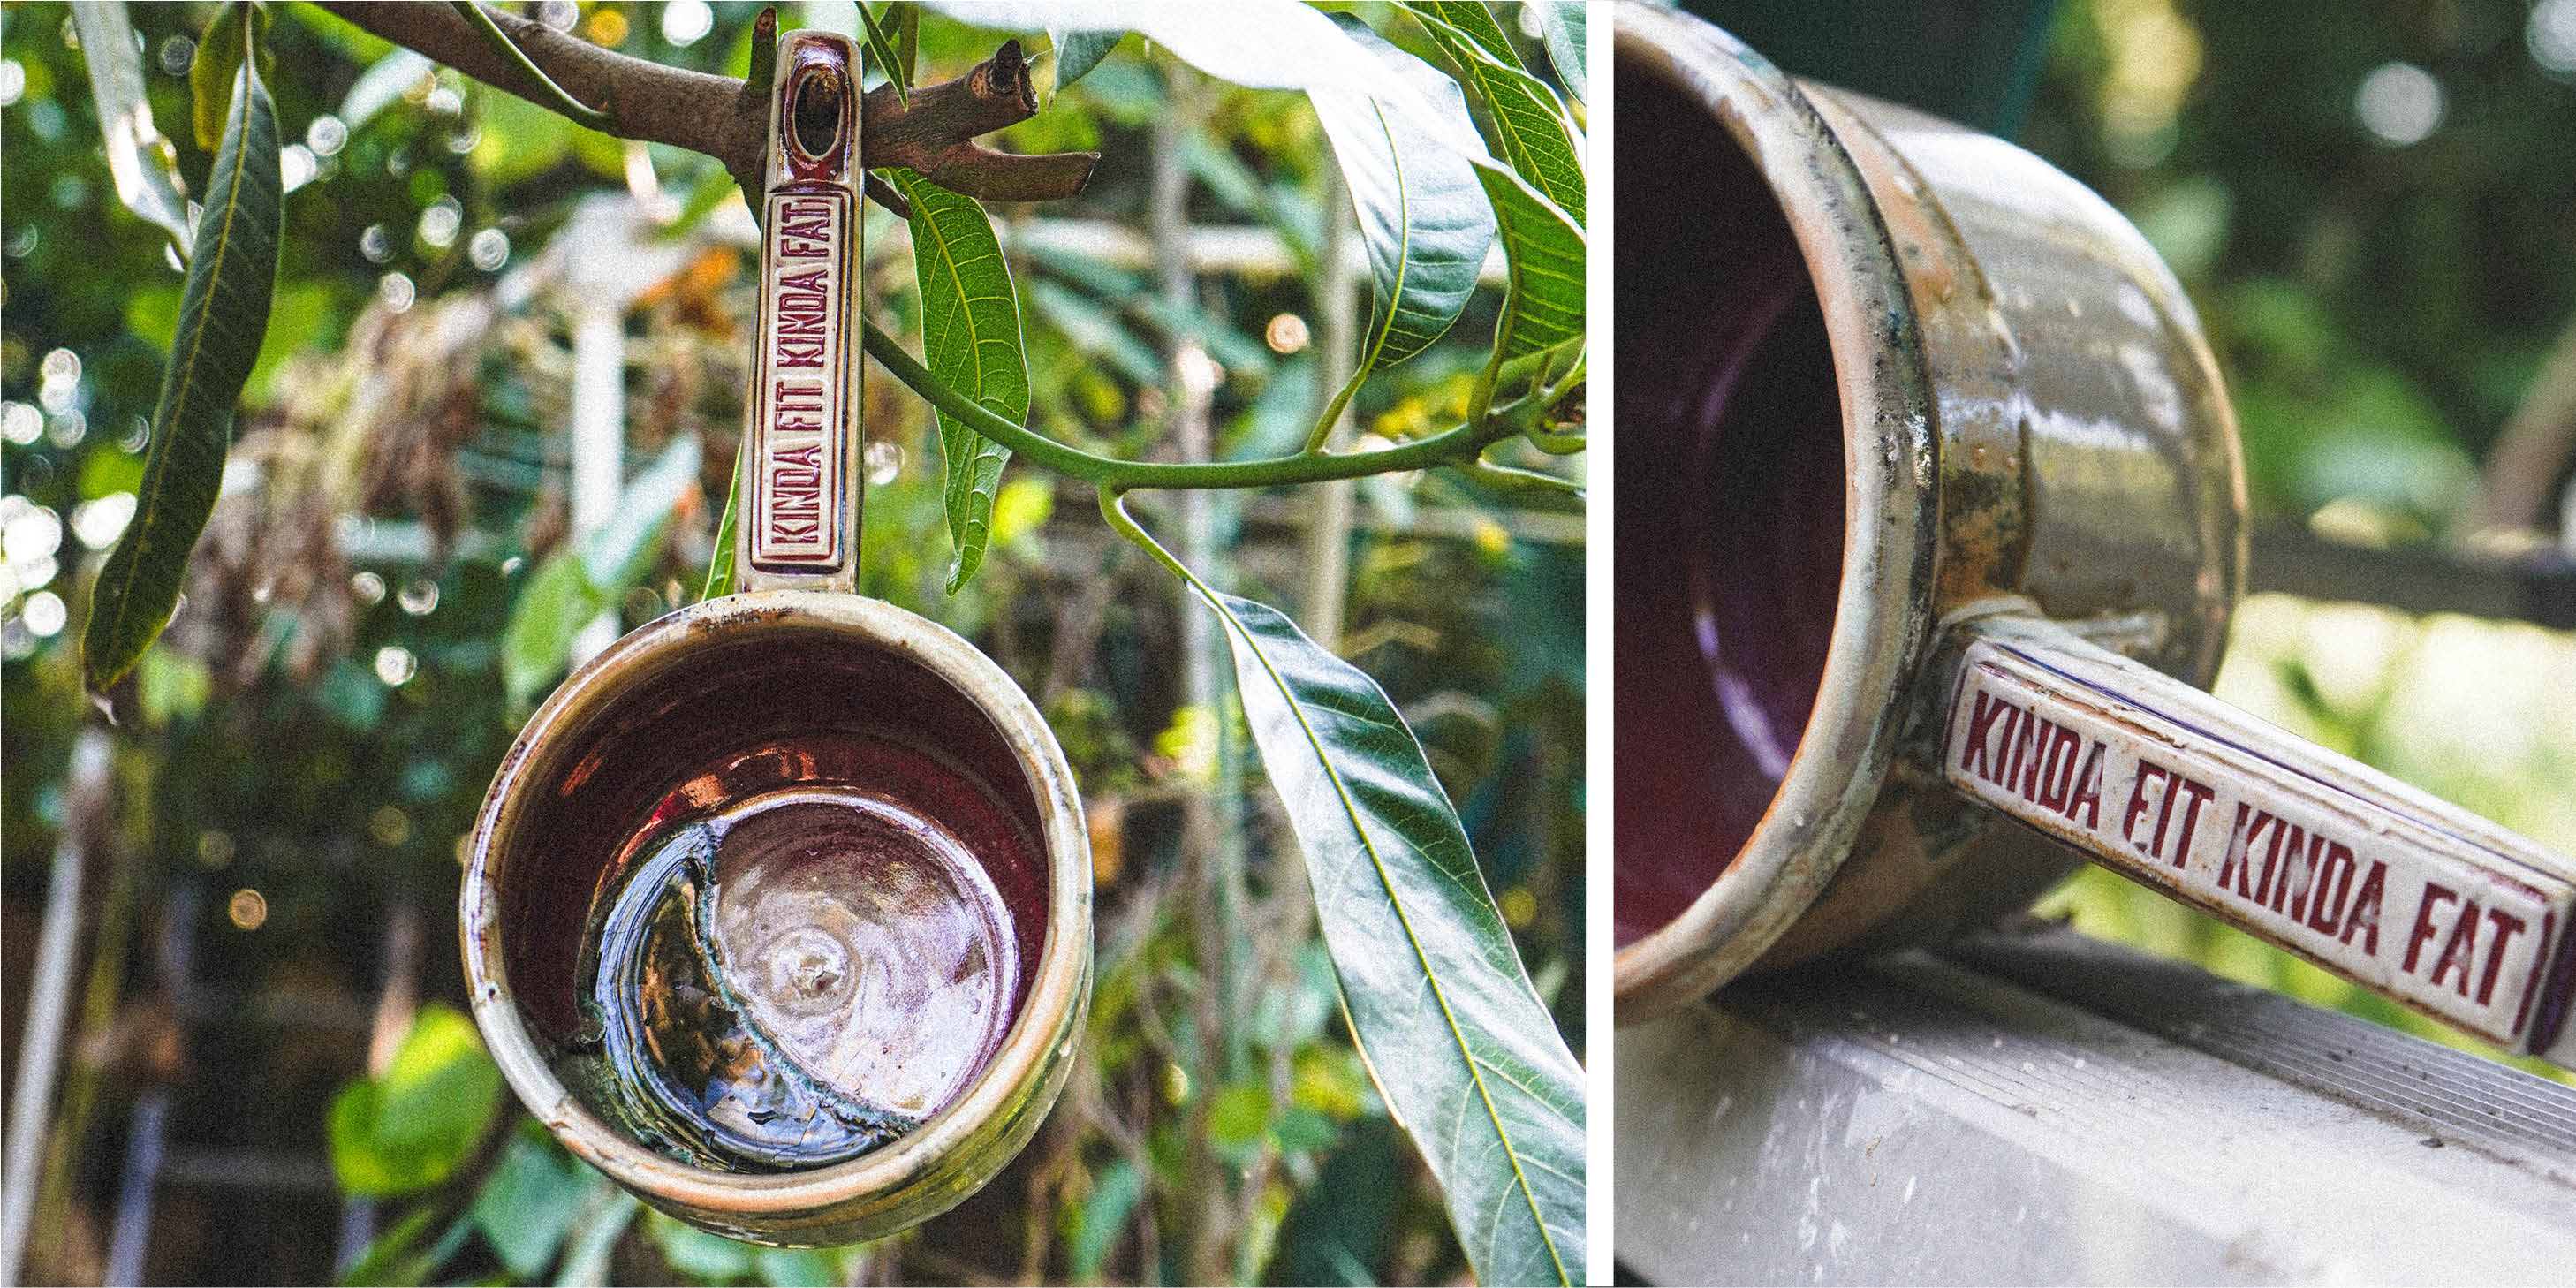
[792,66,845,162]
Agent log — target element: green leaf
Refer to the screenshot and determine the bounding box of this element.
[702,441,742,602]
[328,1004,502,1197]
[858,3,909,106]
[578,434,701,590]
[1068,1159,1144,1283]
[501,550,597,710]
[1399,4,1586,224]
[1317,14,1496,383]
[645,1210,754,1282]
[470,1133,590,1279]
[501,435,700,708]
[1473,163,1585,363]
[82,49,281,696]
[1414,2,1527,72]
[334,1207,442,1288]
[1049,27,1121,90]
[753,1246,845,1286]
[1531,2,1586,103]
[69,0,194,251]
[891,169,1028,594]
[189,3,272,153]
[1201,589,1583,1285]
[928,3,1496,386]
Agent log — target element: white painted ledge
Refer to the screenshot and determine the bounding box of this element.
[1614,925,2576,1285]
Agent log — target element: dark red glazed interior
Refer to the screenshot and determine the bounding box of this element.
[1614,67,1848,948]
[493,620,1050,1040]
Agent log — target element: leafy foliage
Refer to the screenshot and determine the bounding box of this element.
[328,1004,504,1196]
[891,168,1027,593]
[82,18,279,694]
[1203,587,1585,1284]
[9,2,1587,1283]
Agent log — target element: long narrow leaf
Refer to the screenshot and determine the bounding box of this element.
[857,2,909,105]
[1399,4,1585,224]
[189,3,273,153]
[928,1,1496,386]
[892,169,1027,593]
[71,0,194,253]
[1316,14,1496,381]
[501,436,701,708]
[701,442,741,602]
[1205,588,1584,1286]
[1333,19,1582,378]
[82,53,279,694]
[1474,165,1584,362]
[1532,3,1586,103]
[1416,2,1526,71]
[1049,27,1121,91]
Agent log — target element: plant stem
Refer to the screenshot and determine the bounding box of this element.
[863,321,1529,490]
[448,2,615,131]
[1100,486,1211,594]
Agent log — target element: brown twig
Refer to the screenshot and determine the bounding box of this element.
[313,3,1096,205]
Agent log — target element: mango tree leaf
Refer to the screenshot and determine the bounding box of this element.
[1399,4,1585,224]
[501,552,595,710]
[1531,2,1586,102]
[891,168,1027,594]
[70,0,194,253]
[469,1133,591,1280]
[927,2,1496,385]
[1202,588,1583,1285]
[858,2,909,105]
[645,1211,754,1282]
[577,433,700,590]
[1473,164,1584,363]
[328,1004,502,1197]
[502,435,701,707]
[82,50,279,695]
[1331,18,1582,377]
[1068,1158,1143,1282]
[1413,2,1527,71]
[1316,13,1495,383]
[189,3,272,153]
[702,442,741,602]
[1049,27,1121,91]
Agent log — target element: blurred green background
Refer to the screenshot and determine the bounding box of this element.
[1693,0,2576,1077]
[0,3,1582,1284]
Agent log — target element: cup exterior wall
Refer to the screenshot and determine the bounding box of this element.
[1611,4,2246,1009]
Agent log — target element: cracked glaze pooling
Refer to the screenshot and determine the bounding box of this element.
[1611,5,2245,1021]
[562,783,1024,1172]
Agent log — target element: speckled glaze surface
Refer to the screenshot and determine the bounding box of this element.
[1613,4,2246,1023]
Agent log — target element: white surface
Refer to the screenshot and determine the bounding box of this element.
[1616,945,2576,1285]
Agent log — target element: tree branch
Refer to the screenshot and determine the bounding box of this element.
[313,3,1097,204]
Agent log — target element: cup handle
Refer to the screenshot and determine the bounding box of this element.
[737,31,863,595]
[1938,612,2576,1067]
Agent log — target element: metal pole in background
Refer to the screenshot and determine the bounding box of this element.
[1,729,112,1288]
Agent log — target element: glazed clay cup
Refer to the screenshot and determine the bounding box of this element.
[1612,6,2576,1067]
[462,32,1089,1246]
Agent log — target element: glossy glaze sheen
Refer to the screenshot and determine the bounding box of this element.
[1611,71,1846,947]
[1611,4,2243,1022]
[465,591,1089,1246]
[1611,6,1941,1021]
